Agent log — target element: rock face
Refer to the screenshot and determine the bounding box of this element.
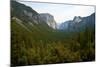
[11,1,57,29]
[58,16,83,30]
[58,21,71,30]
[37,13,57,29]
[11,1,38,20]
[59,13,95,32]
[73,16,82,23]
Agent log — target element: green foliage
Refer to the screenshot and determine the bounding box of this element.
[11,1,95,66]
[11,19,95,66]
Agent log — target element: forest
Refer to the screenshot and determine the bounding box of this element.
[11,1,95,66]
[11,19,95,66]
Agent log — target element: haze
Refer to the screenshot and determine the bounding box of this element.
[19,1,95,23]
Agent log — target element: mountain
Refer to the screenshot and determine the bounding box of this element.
[59,13,95,32]
[33,13,57,29]
[82,13,95,29]
[11,1,57,29]
[58,16,83,30]
[73,16,82,23]
[11,1,95,66]
[58,21,72,30]
[38,13,57,29]
[11,1,38,23]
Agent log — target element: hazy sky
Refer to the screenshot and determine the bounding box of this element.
[19,1,95,23]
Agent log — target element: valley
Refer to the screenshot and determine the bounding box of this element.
[11,1,95,66]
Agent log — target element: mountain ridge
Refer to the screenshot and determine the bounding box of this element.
[11,1,95,66]
[11,1,57,30]
[58,13,95,32]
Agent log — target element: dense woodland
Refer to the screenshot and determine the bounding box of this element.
[11,1,95,66]
[11,19,95,66]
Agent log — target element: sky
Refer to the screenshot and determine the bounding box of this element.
[18,1,95,23]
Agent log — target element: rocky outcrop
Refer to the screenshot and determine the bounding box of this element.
[58,13,95,32]
[11,1,57,30]
[36,13,57,29]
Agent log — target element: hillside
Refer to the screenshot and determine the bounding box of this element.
[59,13,95,32]
[11,1,95,66]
